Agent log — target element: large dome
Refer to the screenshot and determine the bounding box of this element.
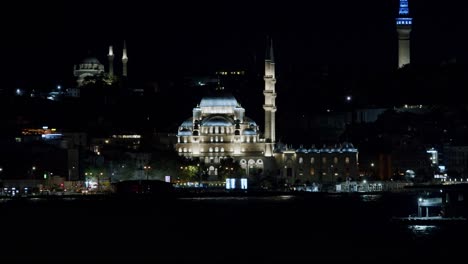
[200,95,239,108]
[180,117,193,128]
[81,57,101,64]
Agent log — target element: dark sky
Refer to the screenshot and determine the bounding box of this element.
[1,0,466,89]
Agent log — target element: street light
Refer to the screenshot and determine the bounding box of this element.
[197,164,201,186]
[143,166,151,181]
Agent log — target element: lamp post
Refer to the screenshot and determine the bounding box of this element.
[143,166,151,193]
[197,163,202,186]
[98,172,103,192]
[0,167,3,196]
[143,166,151,181]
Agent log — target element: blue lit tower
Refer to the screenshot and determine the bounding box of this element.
[396,0,412,68]
[108,45,114,76]
[263,38,276,157]
[122,40,128,77]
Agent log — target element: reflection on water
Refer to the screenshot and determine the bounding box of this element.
[179,195,296,201]
[408,225,439,237]
[360,194,382,202]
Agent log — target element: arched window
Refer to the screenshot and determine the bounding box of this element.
[310,168,315,176]
[215,147,219,152]
[215,136,219,142]
[221,148,224,152]
[322,157,327,164]
[209,166,215,175]
[210,137,213,142]
[334,157,338,164]
[310,157,315,164]
[178,148,182,153]
[299,157,303,164]
[209,147,213,152]
[220,137,224,142]
[209,127,213,134]
[215,127,219,134]
[183,148,187,153]
[221,127,225,134]
[345,157,350,164]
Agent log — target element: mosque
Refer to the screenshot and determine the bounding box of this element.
[73,41,128,87]
[175,40,359,185]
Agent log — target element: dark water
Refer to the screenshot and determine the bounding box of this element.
[0,193,466,262]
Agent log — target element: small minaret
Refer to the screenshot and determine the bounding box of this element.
[396,0,412,68]
[108,45,114,76]
[263,37,277,157]
[122,40,128,77]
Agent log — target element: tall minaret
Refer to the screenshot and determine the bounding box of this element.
[108,45,114,76]
[263,37,277,157]
[396,0,412,68]
[122,40,128,77]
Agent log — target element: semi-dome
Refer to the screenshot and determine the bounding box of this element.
[180,117,193,128]
[243,116,257,126]
[242,128,256,135]
[81,57,101,64]
[178,128,192,136]
[296,146,308,153]
[202,116,234,126]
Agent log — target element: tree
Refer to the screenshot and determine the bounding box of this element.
[217,158,243,181]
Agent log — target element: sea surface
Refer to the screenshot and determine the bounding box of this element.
[0,192,466,262]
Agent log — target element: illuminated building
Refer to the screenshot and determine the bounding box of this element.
[396,0,412,68]
[74,41,128,87]
[73,57,105,87]
[175,40,359,184]
[274,144,359,184]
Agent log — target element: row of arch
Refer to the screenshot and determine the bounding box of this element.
[179,135,259,143]
[201,127,235,134]
[297,156,351,165]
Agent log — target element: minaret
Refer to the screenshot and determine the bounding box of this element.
[108,45,114,76]
[263,37,277,157]
[122,40,128,77]
[396,0,412,68]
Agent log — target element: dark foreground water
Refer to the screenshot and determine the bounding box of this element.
[0,192,466,262]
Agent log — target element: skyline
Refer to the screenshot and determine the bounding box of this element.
[2,0,465,90]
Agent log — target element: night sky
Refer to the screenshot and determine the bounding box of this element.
[1,0,466,90]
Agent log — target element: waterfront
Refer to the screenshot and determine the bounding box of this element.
[0,192,466,262]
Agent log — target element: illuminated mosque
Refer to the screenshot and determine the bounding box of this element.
[175,39,359,184]
[74,41,128,87]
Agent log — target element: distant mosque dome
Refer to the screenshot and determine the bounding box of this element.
[81,57,102,65]
[74,56,105,87]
